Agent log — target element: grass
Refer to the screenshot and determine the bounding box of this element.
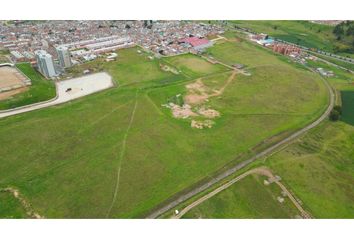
[0,49,9,63]
[0,63,56,110]
[310,52,354,71]
[163,53,228,78]
[67,47,187,88]
[0,40,329,218]
[341,91,354,126]
[264,121,354,218]
[231,20,354,58]
[183,174,300,219]
[0,191,28,218]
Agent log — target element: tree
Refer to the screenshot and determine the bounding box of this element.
[346,25,354,36]
[329,110,340,121]
[329,106,342,121]
[333,25,344,36]
[333,105,342,114]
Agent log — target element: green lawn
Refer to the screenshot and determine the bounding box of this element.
[163,53,228,78]
[0,63,56,110]
[0,41,329,218]
[183,174,300,219]
[0,191,28,218]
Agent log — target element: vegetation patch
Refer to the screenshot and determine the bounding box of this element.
[341,91,354,125]
[183,174,300,218]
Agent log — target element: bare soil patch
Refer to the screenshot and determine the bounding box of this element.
[165,71,237,129]
[0,66,30,90]
[0,86,28,100]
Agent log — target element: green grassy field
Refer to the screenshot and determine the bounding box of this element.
[0,63,56,110]
[0,41,329,218]
[163,53,228,78]
[265,120,354,218]
[178,56,354,219]
[183,174,300,219]
[231,20,354,58]
[310,52,354,71]
[0,191,28,218]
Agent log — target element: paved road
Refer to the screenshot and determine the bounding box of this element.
[172,167,311,219]
[0,72,113,119]
[146,73,334,219]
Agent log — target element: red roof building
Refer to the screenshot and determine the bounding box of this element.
[180,37,210,47]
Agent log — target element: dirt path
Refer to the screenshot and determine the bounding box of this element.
[209,70,237,97]
[171,167,310,219]
[0,187,43,219]
[146,71,334,219]
[105,92,139,218]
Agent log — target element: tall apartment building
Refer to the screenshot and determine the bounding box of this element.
[56,45,71,68]
[35,50,56,78]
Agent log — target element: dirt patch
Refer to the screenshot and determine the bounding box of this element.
[167,103,198,119]
[160,64,179,75]
[198,107,220,118]
[0,66,31,91]
[191,119,215,129]
[185,79,209,105]
[165,71,237,129]
[0,86,28,100]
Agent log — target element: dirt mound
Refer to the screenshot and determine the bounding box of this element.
[198,107,220,118]
[191,120,215,129]
[165,103,197,119]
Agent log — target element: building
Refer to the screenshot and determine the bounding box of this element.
[10,51,25,62]
[56,45,72,68]
[272,43,301,56]
[35,50,56,78]
[179,37,213,51]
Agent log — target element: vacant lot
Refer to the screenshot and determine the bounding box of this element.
[183,174,300,218]
[0,66,29,100]
[0,63,56,110]
[0,43,329,218]
[0,66,27,89]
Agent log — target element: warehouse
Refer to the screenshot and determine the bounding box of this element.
[179,37,213,51]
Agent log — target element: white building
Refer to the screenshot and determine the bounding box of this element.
[56,45,72,68]
[35,50,56,78]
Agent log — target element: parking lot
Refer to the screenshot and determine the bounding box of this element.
[0,72,114,118]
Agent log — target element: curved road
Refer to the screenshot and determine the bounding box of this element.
[146,73,334,219]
